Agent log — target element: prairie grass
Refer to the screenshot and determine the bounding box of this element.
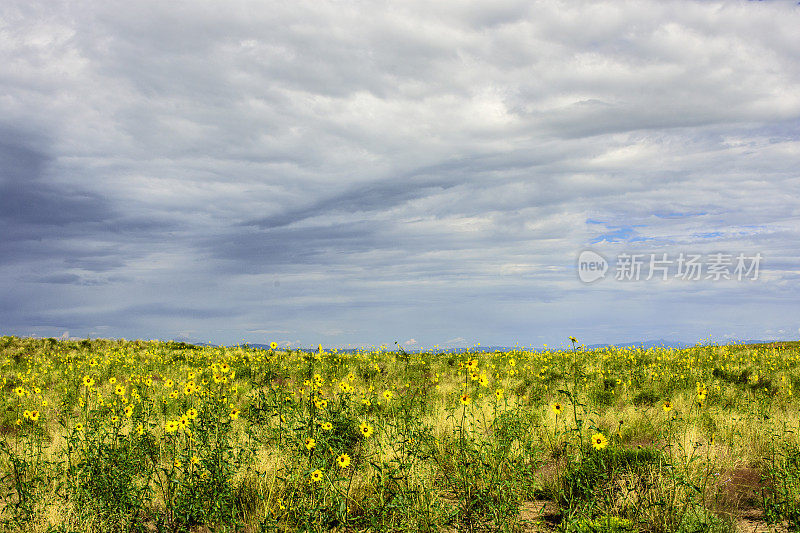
[1,335,799,532]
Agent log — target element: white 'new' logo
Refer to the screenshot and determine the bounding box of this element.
[577,250,608,283]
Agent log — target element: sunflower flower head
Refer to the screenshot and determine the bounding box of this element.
[359,421,374,438]
[591,432,608,450]
[336,453,351,468]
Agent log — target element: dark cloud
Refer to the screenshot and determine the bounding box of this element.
[24,273,112,286]
[245,176,460,229]
[204,220,392,272]
[0,129,92,220]
[0,127,113,261]
[121,303,243,320]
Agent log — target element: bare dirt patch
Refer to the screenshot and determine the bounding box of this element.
[715,466,787,533]
[517,500,560,532]
[722,467,764,508]
[735,507,787,533]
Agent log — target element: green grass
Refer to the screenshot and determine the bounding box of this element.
[1,335,800,532]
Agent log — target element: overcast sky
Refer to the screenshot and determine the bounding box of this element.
[2,0,799,348]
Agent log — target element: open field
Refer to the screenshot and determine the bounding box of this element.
[2,335,800,532]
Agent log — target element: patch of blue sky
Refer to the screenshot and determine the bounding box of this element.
[590,224,653,244]
[690,226,769,240]
[739,224,768,230]
[691,232,724,239]
[733,117,800,142]
[652,211,708,219]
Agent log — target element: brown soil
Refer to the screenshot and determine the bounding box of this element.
[722,467,765,508]
[517,500,560,532]
[735,507,788,533]
[0,423,20,436]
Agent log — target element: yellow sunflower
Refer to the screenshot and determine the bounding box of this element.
[359,421,374,438]
[591,432,608,450]
[336,453,351,468]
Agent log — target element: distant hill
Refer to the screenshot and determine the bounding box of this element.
[584,339,790,350]
[191,339,792,353]
[585,339,694,350]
